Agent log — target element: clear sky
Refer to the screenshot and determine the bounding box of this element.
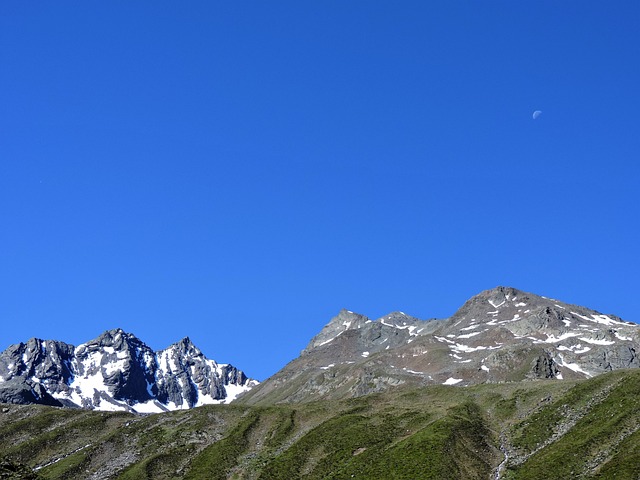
[1,2,639,380]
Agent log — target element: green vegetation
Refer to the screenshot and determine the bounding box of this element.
[1,370,640,479]
[185,411,260,479]
[507,371,640,479]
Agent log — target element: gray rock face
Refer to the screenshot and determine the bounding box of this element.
[0,378,62,406]
[154,337,252,409]
[239,286,639,405]
[0,338,75,407]
[73,329,159,406]
[302,309,440,359]
[0,329,257,412]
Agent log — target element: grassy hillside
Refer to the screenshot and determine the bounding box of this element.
[1,370,640,479]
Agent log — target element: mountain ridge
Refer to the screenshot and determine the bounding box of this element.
[2,286,637,412]
[0,328,257,413]
[238,286,639,405]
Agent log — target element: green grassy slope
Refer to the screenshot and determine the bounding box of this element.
[1,370,640,479]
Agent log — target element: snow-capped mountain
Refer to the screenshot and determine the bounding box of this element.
[0,329,257,413]
[239,286,639,405]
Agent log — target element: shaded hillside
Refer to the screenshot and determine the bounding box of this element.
[1,370,640,479]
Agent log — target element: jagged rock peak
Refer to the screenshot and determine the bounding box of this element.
[334,309,370,324]
[176,336,196,348]
[0,329,257,413]
[86,328,139,347]
[164,336,202,357]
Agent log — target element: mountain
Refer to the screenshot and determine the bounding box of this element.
[0,328,257,413]
[1,286,638,412]
[2,287,640,478]
[239,286,639,405]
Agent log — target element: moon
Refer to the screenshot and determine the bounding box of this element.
[532,110,542,120]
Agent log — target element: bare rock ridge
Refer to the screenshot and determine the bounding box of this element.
[0,329,257,413]
[239,286,638,405]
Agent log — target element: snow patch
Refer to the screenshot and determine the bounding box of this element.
[614,331,633,341]
[535,332,581,343]
[460,324,480,332]
[571,312,627,327]
[214,383,251,405]
[557,343,591,353]
[443,377,463,385]
[133,400,167,414]
[435,336,455,344]
[103,359,127,376]
[579,337,615,346]
[317,330,343,347]
[557,344,591,354]
[457,331,482,339]
[450,343,501,354]
[557,354,592,378]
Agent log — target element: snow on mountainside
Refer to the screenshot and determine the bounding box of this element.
[0,329,257,413]
[239,286,639,405]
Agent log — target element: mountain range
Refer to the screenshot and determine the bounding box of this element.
[0,329,257,413]
[1,286,640,479]
[2,286,639,412]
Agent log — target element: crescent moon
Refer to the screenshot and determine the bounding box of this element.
[532,110,542,119]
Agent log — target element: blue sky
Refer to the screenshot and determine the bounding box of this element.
[1,2,639,380]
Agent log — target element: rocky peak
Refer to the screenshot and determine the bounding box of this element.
[302,309,371,354]
[2,339,73,379]
[486,285,524,303]
[0,330,257,413]
[166,337,201,358]
[85,328,145,350]
[333,309,371,328]
[375,311,421,327]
